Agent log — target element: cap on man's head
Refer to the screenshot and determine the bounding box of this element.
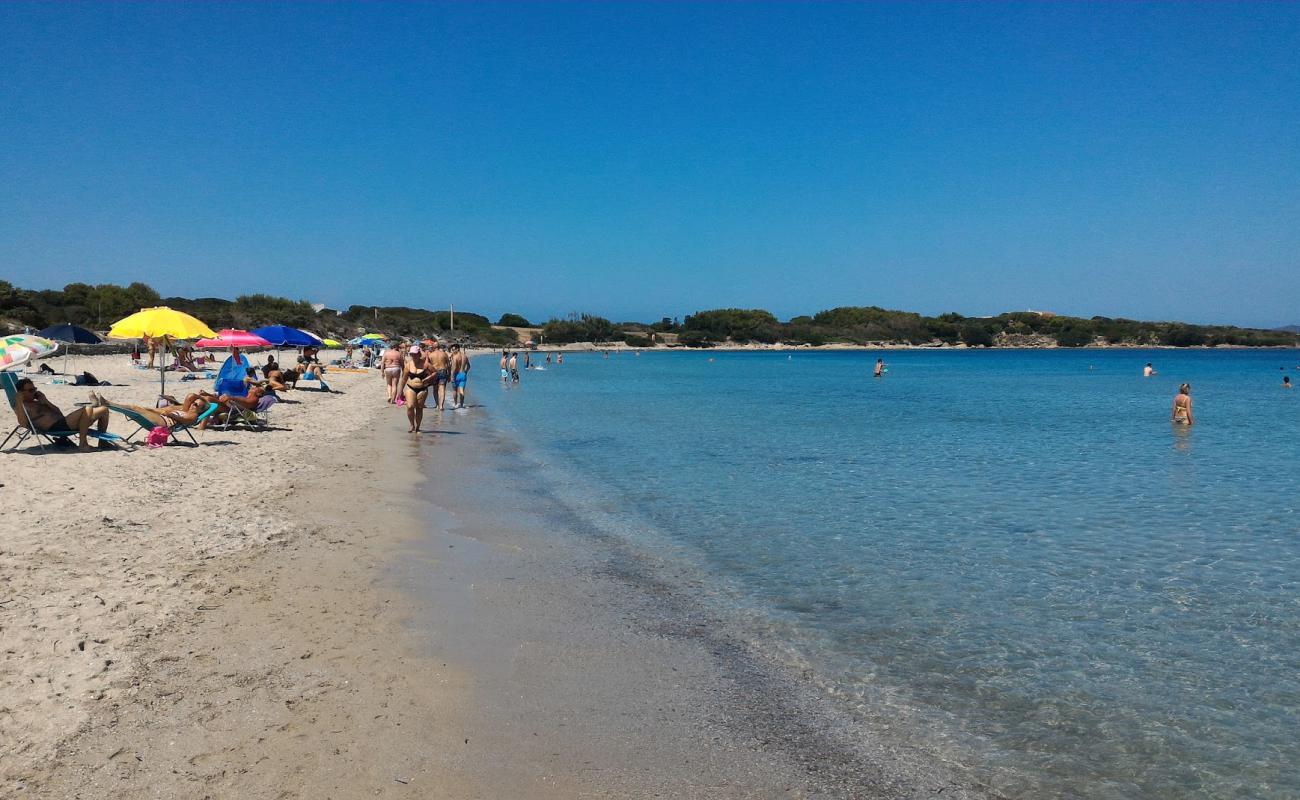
[409,345,421,354]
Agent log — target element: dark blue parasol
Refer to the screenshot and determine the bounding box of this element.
[250,325,322,347]
[37,323,102,344]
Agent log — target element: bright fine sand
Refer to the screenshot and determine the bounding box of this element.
[2,352,983,799]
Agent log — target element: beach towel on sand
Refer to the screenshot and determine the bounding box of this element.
[214,354,251,397]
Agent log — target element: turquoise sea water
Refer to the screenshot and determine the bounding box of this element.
[482,349,1300,798]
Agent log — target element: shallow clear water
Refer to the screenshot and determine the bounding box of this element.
[483,349,1300,798]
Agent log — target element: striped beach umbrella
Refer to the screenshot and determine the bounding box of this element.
[0,335,59,370]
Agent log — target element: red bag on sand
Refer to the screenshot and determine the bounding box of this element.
[146,426,169,449]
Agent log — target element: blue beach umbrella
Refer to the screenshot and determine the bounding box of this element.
[37,323,102,344]
[37,323,101,374]
[250,325,322,347]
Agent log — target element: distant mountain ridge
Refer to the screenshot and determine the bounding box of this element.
[1274,325,1300,334]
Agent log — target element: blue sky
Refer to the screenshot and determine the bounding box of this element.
[2,3,1297,327]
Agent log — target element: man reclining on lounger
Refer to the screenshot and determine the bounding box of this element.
[12,378,112,451]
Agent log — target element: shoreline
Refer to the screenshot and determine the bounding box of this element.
[397,411,995,798]
[4,352,989,798]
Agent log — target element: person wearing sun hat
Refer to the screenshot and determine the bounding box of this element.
[401,343,431,433]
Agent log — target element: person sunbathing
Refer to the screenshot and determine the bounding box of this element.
[262,363,290,392]
[157,392,217,411]
[91,392,214,428]
[171,346,199,372]
[242,367,269,390]
[220,385,268,410]
[12,378,112,451]
[199,386,273,428]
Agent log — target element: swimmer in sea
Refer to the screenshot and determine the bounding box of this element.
[1143,362,1156,377]
[873,358,885,378]
[1171,383,1194,425]
[1285,376,1292,389]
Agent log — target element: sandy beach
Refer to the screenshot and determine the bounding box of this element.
[2,351,986,799]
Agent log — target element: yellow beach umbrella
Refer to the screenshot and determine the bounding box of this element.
[322,338,342,347]
[108,306,216,340]
[108,307,217,394]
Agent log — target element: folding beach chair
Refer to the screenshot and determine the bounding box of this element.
[221,394,278,430]
[103,401,220,446]
[297,370,331,392]
[1,371,128,453]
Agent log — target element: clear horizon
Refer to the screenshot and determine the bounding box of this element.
[3,3,1298,328]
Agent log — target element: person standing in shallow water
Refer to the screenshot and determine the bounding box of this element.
[1172,383,1194,425]
[1143,362,1156,377]
[509,351,520,383]
[450,344,470,408]
[499,350,509,381]
[873,358,885,378]
[428,340,452,410]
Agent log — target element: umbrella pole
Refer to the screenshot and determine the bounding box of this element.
[160,339,168,397]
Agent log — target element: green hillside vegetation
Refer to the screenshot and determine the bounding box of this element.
[0,281,514,344]
[539,313,616,344]
[497,313,531,327]
[3,281,1293,348]
[673,306,1298,348]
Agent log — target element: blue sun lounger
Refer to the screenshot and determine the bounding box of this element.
[104,401,220,446]
[1,371,128,453]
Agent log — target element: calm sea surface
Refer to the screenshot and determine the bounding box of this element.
[480,349,1300,798]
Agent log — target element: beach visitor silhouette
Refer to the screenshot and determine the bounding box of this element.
[1172,383,1194,425]
[402,344,430,433]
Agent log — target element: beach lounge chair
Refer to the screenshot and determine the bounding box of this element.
[1,371,128,453]
[297,369,331,392]
[103,401,220,446]
[221,394,278,430]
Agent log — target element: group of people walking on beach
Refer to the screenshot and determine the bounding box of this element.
[382,339,471,433]
[378,340,569,433]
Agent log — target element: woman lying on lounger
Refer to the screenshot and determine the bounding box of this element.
[12,378,112,451]
[90,392,215,429]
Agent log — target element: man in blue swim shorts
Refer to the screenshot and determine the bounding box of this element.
[450,344,471,408]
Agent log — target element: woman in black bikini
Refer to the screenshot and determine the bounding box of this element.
[402,345,430,433]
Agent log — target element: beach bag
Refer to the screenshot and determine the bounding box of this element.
[146,426,170,449]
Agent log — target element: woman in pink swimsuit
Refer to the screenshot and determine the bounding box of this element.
[382,343,403,404]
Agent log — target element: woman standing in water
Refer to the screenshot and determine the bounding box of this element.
[1172,383,1194,425]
